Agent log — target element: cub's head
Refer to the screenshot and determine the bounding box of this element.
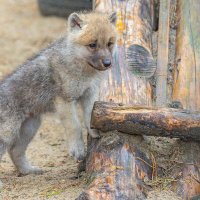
[67,12,117,71]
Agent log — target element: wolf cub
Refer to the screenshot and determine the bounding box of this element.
[0,12,117,181]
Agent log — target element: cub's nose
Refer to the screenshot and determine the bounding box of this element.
[102,59,111,67]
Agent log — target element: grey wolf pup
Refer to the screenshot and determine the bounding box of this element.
[0,12,117,182]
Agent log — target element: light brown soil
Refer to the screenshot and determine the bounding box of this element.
[0,0,86,199]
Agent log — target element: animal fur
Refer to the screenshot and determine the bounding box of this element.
[0,11,117,184]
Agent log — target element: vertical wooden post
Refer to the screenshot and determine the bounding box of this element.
[172,0,200,111]
[172,1,200,199]
[156,0,170,106]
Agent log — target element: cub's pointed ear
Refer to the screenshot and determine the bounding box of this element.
[68,13,83,31]
[109,12,117,25]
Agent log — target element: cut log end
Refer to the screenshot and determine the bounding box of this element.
[126,44,156,78]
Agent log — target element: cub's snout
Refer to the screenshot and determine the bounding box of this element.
[87,47,114,71]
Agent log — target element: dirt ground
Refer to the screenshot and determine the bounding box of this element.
[0,0,86,199]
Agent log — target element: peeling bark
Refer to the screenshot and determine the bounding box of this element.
[91,101,200,142]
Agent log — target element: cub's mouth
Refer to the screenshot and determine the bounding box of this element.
[87,61,112,71]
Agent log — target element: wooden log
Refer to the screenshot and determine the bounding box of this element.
[156,0,170,106]
[172,0,200,111]
[172,1,200,199]
[77,133,152,200]
[91,101,200,141]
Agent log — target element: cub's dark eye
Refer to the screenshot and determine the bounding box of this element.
[108,42,113,47]
[89,43,97,49]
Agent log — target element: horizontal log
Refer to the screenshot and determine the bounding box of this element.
[91,101,200,141]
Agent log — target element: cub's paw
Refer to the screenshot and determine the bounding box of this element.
[18,166,44,176]
[68,140,85,161]
[88,129,101,139]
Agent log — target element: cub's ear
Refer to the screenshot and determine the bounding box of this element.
[109,12,117,25]
[68,13,83,31]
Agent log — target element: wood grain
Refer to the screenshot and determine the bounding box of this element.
[91,101,200,141]
[172,1,200,198]
[173,0,200,111]
[156,0,170,106]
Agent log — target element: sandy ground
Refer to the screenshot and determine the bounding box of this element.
[0,0,86,199]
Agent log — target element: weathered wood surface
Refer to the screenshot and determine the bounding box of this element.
[91,101,200,141]
[172,0,200,111]
[173,141,200,199]
[77,133,152,200]
[156,0,170,106]
[172,1,200,198]
[94,0,155,105]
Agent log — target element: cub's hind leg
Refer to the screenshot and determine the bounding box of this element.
[0,139,9,188]
[0,139,6,162]
[8,116,43,175]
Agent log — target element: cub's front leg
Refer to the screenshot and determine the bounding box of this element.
[57,100,85,161]
[80,87,100,138]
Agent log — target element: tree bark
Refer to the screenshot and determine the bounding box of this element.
[77,133,152,200]
[91,101,200,142]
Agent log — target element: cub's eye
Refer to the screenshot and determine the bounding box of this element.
[89,43,97,49]
[108,42,113,47]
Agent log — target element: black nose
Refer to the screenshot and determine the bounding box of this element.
[102,59,111,67]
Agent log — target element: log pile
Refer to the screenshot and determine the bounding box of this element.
[172,0,200,112]
[77,0,200,199]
